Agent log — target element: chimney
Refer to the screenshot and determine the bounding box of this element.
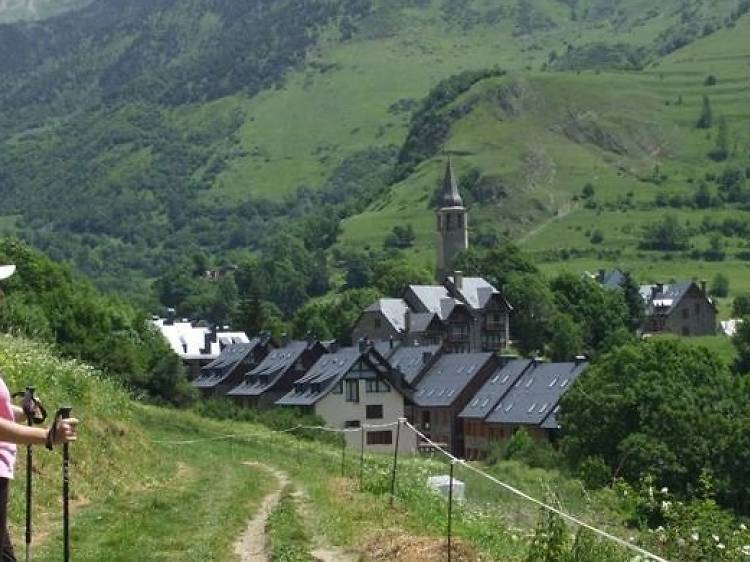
[440,297,454,320]
[422,351,433,364]
[305,331,315,347]
[329,342,340,353]
[574,355,587,366]
[454,271,464,291]
[389,336,395,350]
[656,283,664,295]
[281,332,289,347]
[700,280,707,294]
[165,308,176,326]
[404,308,412,334]
[203,332,213,355]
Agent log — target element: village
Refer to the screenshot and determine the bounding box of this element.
[153,161,727,459]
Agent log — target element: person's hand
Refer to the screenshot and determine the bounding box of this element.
[51,418,79,446]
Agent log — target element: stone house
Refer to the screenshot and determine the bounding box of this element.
[640,281,717,336]
[226,339,326,408]
[409,352,499,456]
[276,342,417,455]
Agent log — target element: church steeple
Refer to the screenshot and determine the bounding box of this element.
[436,159,468,281]
[441,158,463,207]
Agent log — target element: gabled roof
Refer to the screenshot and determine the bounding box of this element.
[599,269,626,290]
[407,285,455,320]
[365,298,409,332]
[412,352,495,407]
[152,319,249,360]
[276,346,363,406]
[226,340,313,397]
[408,312,442,334]
[485,361,587,427]
[446,276,501,310]
[639,282,695,314]
[459,359,532,420]
[387,343,442,385]
[193,341,261,389]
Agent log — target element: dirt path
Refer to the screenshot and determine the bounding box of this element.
[289,488,360,562]
[234,462,290,562]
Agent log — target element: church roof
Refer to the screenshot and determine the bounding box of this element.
[440,159,463,207]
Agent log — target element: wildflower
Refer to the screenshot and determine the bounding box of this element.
[661,500,671,512]
[660,487,668,494]
[628,536,636,543]
[742,545,750,556]
[655,526,665,533]
[713,534,720,542]
[717,543,725,550]
[742,524,748,531]
[691,532,700,541]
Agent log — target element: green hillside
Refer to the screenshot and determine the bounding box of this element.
[1,0,748,308]
[340,10,750,314]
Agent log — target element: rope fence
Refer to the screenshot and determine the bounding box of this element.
[154,418,671,562]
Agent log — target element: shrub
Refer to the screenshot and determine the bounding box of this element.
[579,456,611,490]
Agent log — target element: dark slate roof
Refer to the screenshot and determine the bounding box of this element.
[446,276,500,310]
[412,352,494,407]
[193,341,259,389]
[600,269,626,290]
[387,344,442,385]
[458,359,532,420]
[440,159,464,207]
[276,346,362,406]
[485,361,587,426]
[408,312,440,334]
[226,341,309,397]
[639,282,693,314]
[364,299,409,332]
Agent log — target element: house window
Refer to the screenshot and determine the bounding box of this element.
[332,381,343,395]
[366,379,391,393]
[422,410,431,428]
[366,431,393,445]
[345,380,359,402]
[366,405,384,419]
[448,324,469,341]
[345,420,361,428]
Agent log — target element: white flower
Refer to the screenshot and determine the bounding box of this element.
[661,500,672,512]
[655,526,665,533]
[742,545,750,555]
[660,486,669,494]
[741,524,748,531]
[717,543,725,550]
[691,532,700,541]
[713,534,720,542]
[628,536,636,543]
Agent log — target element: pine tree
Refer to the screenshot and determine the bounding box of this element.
[235,284,265,337]
[696,95,713,129]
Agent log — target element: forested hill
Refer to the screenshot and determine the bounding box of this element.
[0,0,748,315]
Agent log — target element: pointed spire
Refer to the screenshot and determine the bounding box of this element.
[441,158,463,207]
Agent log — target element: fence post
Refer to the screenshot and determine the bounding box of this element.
[389,418,405,507]
[341,437,346,477]
[360,425,365,484]
[447,459,455,562]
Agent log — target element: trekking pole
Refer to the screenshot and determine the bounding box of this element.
[47,407,72,562]
[13,386,46,562]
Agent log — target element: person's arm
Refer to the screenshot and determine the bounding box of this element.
[0,416,78,447]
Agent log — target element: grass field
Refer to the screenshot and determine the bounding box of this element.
[336,12,750,310]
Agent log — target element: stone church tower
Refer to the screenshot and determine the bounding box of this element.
[436,159,468,281]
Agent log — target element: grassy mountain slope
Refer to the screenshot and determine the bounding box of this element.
[1,0,747,300]
[340,11,750,314]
